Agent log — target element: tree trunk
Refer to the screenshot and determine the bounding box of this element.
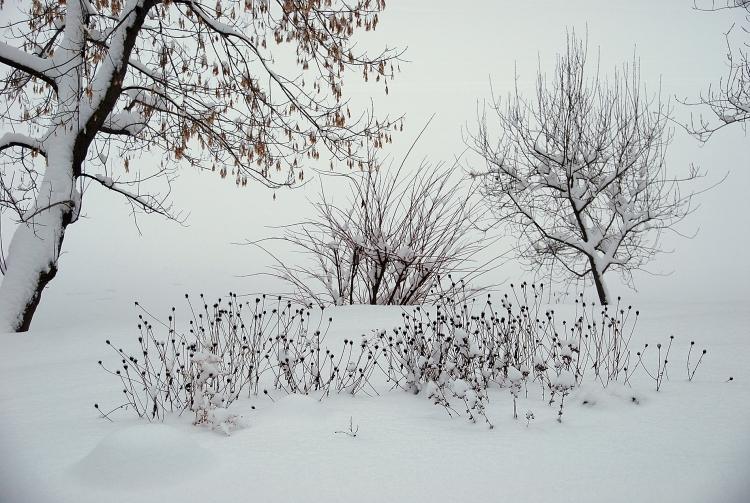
[589,258,609,305]
[0,157,77,332]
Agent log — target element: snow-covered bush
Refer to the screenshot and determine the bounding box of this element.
[99,293,378,428]
[258,161,493,306]
[376,282,704,423]
[548,370,576,423]
[99,285,709,429]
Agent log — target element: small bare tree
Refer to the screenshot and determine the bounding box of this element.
[0,0,400,331]
[255,160,493,306]
[686,0,750,140]
[470,35,701,305]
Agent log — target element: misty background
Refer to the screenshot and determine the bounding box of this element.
[5,0,748,330]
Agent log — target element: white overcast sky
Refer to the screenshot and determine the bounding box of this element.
[3,0,749,327]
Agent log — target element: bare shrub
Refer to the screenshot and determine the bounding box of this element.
[98,293,378,431]
[100,286,708,429]
[257,161,493,306]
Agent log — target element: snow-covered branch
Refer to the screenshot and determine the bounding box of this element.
[78,0,155,147]
[101,110,147,136]
[0,41,57,91]
[0,133,46,157]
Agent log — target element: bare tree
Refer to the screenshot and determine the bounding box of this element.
[0,0,401,331]
[254,159,494,306]
[686,0,750,140]
[470,35,701,305]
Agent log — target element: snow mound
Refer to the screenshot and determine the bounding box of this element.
[71,424,211,488]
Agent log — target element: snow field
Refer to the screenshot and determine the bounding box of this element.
[1,300,749,502]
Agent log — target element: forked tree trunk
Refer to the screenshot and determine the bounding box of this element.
[0,155,77,332]
[0,0,151,332]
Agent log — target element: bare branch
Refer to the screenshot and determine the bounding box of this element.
[79,173,181,221]
[684,1,750,140]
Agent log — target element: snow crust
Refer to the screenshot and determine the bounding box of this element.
[71,424,212,488]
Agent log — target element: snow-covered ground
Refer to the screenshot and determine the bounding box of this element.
[1,1,749,501]
[1,296,748,503]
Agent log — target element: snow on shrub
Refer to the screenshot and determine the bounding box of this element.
[99,284,709,430]
[98,293,377,432]
[376,281,708,424]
